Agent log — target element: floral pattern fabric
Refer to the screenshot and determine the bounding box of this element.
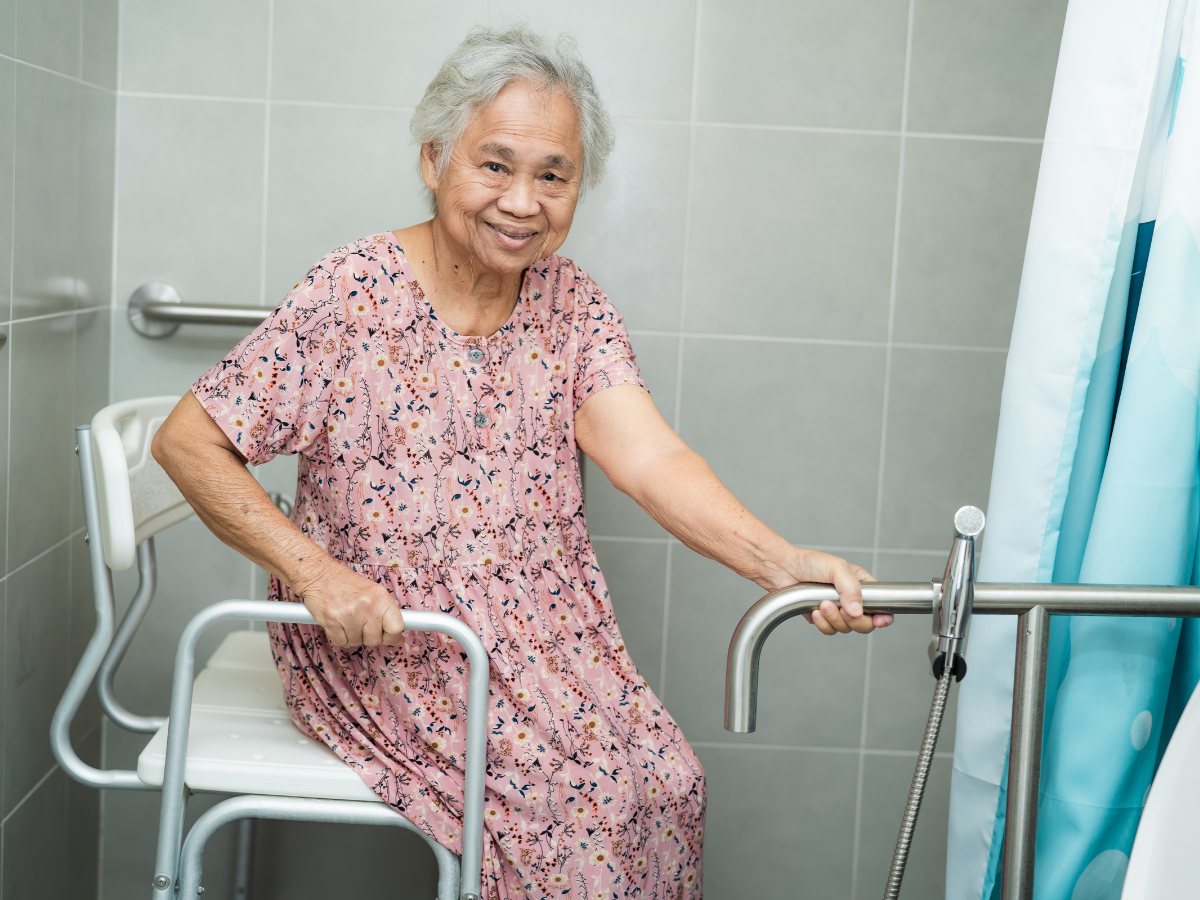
[193,233,705,899]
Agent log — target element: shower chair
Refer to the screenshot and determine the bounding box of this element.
[50,396,487,900]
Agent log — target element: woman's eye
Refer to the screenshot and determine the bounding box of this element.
[486,163,504,174]
[543,173,559,182]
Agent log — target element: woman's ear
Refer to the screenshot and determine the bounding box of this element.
[420,142,441,193]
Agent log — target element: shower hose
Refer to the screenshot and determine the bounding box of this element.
[883,662,955,899]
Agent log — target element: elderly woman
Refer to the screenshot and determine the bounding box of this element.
[154,26,889,899]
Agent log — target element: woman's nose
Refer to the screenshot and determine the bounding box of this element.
[496,177,540,218]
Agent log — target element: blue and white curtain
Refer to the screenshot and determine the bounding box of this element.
[947,0,1200,897]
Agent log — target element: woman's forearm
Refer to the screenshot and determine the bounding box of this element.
[152,393,334,595]
[623,447,796,591]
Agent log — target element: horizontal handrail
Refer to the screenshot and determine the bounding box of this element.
[726,579,1200,900]
[128,282,268,338]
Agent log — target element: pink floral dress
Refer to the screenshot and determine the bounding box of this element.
[193,233,705,900]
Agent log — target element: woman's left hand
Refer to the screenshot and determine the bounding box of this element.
[770,548,892,635]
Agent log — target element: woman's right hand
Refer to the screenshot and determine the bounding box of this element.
[295,559,405,648]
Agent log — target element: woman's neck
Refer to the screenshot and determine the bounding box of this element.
[394,220,523,337]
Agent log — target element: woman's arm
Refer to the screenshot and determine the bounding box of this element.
[152,392,405,647]
[574,384,891,635]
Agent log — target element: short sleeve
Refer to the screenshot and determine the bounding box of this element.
[572,271,645,411]
[191,259,346,465]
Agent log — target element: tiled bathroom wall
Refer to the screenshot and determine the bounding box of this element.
[96,1,1068,898]
[0,0,119,897]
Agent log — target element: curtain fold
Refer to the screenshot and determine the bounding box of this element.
[945,1,1200,897]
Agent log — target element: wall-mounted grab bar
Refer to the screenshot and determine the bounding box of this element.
[128,282,269,338]
[725,580,1200,900]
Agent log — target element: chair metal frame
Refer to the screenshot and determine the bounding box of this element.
[53,418,487,900]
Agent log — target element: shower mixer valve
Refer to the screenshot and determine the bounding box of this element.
[929,505,985,681]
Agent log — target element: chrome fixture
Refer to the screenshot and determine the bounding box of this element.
[128,282,269,338]
[725,509,1200,900]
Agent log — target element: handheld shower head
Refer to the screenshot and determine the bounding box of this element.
[929,505,985,681]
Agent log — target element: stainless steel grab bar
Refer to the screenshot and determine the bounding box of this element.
[128,282,269,338]
[725,580,1200,900]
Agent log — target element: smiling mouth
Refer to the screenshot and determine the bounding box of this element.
[487,222,537,242]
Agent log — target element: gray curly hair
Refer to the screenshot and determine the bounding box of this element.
[411,25,615,214]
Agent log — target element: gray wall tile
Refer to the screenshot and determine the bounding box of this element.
[685,127,899,341]
[490,1,696,121]
[119,0,270,98]
[1,769,68,899]
[0,580,5,815]
[13,65,80,319]
[66,727,102,900]
[697,744,858,899]
[3,546,70,817]
[81,0,120,89]
[894,138,1040,348]
[877,348,1005,551]
[593,538,668,694]
[14,0,81,78]
[559,121,690,332]
[0,341,9,572]
[0,0,12,56]
[665,547,869,747]
[109,518,253,715]
[99,731,239,900]
[252,819,440,899]
[581,333,678,540]
[696,0,908,130]
[263,104,425,304]
[906,0,1068,138]
[78,86,117,309]
[115,96,265,310]
[0,58,13,323]
[855,754,952,898]
[110,311,259,403]
[679,337,886,548]
[270,0,486,108]
[8,318,76,571]
[865,613,959,753]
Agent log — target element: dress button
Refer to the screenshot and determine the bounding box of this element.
[468,348,485,363]
[474,411,489,427]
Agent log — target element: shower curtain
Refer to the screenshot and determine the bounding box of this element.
[946,0,1200,898]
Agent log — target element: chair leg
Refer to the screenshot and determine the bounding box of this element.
[233,818,255,900]
[177,795,461,900]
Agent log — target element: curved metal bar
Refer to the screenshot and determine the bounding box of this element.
[50,426,152,790]
[176,794,461,900]
[724,581,1200,733]
[98,538,167,733]
[152,600,489,900]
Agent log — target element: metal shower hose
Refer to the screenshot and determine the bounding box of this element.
[884,662,955,899]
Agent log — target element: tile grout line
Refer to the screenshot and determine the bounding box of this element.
[0,763,59,827]
[655,0,704,705]
[628,328,1008,354]
[850,632,875,900]
[257,0,275,310]
[1,528,86,586]
[1,303,109,327]
[671,0,704,438]
[689,740,953,758]
[856,0,917,894]
[658,542,673,697]
[1,44,11,824]
[0,51,116,95]
[590,534,952,556]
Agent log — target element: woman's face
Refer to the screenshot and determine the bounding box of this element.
[423,79,584,277]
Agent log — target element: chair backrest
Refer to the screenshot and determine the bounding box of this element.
[91,397,194,571]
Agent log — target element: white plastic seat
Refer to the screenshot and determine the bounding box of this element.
[137,631,381,803]
[1122,681,1200,898]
